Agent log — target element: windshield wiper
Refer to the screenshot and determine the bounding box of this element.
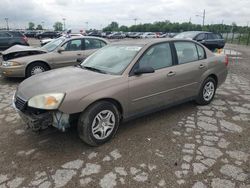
[83,66,107,74]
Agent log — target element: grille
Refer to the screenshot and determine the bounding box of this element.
[15,96,27,111]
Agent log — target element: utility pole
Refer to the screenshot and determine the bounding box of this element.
[5,18,9,30]
[62,18,66,30]
[196,9,206,28]
[202,9,205,27]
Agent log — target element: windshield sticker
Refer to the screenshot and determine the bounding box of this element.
[125,46,142,51]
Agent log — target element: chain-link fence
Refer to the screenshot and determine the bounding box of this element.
[222,32,250,46]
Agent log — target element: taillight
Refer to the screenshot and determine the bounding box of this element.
[225,55,229,66]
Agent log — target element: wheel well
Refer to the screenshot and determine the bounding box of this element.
[88,98,123,118]
[208,74,218,86]
[25,61,51,76]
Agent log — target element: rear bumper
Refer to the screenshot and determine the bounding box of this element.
[217,68,228,87]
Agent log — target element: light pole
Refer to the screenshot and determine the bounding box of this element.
[196,9,205,27]
[41,21,44,30]
[4,18,9,30]
[62,18,66,30]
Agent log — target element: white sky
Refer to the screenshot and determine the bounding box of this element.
[0,0,249,30]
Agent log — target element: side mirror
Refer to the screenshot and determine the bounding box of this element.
[57,47,65,53]
[76,58,83,63]
[134,66,155,75]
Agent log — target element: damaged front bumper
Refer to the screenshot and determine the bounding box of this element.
[13,94,71,131]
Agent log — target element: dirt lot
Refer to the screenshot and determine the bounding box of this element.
[0,40,249,188]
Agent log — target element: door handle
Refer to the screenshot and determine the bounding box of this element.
[77,53,82,56]
[167,71,176,77]
[199,64,205,69]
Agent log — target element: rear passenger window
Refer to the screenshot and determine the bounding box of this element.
[196,45,206,60]
[213,33,222,39]
[138,43,172,70]
[85,39,106,50]
[174,42,199,64]
[207,33,215,40]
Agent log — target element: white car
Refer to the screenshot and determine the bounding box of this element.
[140,32,157,39]
[40,34,83,46]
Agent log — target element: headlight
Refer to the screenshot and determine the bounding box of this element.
[2,61,21,67]
[28,93,65,110]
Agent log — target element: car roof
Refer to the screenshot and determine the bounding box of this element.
[63,36,109,43]
[110,38,194,46]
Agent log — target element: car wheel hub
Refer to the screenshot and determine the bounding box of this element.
[31,66,45,75]
[203,81,215,101]
[92,110,115,140]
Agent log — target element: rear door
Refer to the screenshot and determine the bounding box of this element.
[168,41,208,102]
[52,38,85,68]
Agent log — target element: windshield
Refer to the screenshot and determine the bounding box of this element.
[174,32,199,39]
[81,45,142,75]
[41,37,65,52]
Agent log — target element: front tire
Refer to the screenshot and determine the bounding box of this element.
[26,62,49,77]
[78,101,120,146]
[196,77,217,105]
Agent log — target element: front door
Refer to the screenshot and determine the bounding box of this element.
[128,42,176,116]
[52,39,84,68]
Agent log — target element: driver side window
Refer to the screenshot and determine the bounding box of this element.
[137,43,173,70]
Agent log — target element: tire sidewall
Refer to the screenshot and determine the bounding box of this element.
[78,102,120,146]
[26,62,49,77]
[197,77,217,105]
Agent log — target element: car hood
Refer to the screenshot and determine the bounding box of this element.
[2,45,47,55]
[17,66,118,100]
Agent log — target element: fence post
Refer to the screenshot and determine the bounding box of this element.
[238,33,241,45]
[231,32,234,43]
[247,32,250,46]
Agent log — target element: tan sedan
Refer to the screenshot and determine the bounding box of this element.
[0,36,108,77]
[13,38,228,146]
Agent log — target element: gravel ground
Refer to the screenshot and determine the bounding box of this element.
[0,40,249,188]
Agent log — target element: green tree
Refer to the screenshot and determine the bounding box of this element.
[53,22,63,31]
[119,25,128,32]
[36,24,43,30]
[28,22,35,30]
[103,21,119,31]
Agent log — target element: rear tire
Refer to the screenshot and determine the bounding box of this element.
[26,62,50,77]
[77,101,120,146]
[196,77,217,105]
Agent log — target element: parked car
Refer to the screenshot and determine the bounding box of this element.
[174,31,225,50]
[87,32,102,38]
[40,33,84,46]
[13,38,228,146]
[24,31,37,38]
[35,31,60,39]
[107,32,126,39]
[0,30,29,50]
[130,32,143,39]
[159,33,169,38]
[0,36,108,77]
[140,32,157,39]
